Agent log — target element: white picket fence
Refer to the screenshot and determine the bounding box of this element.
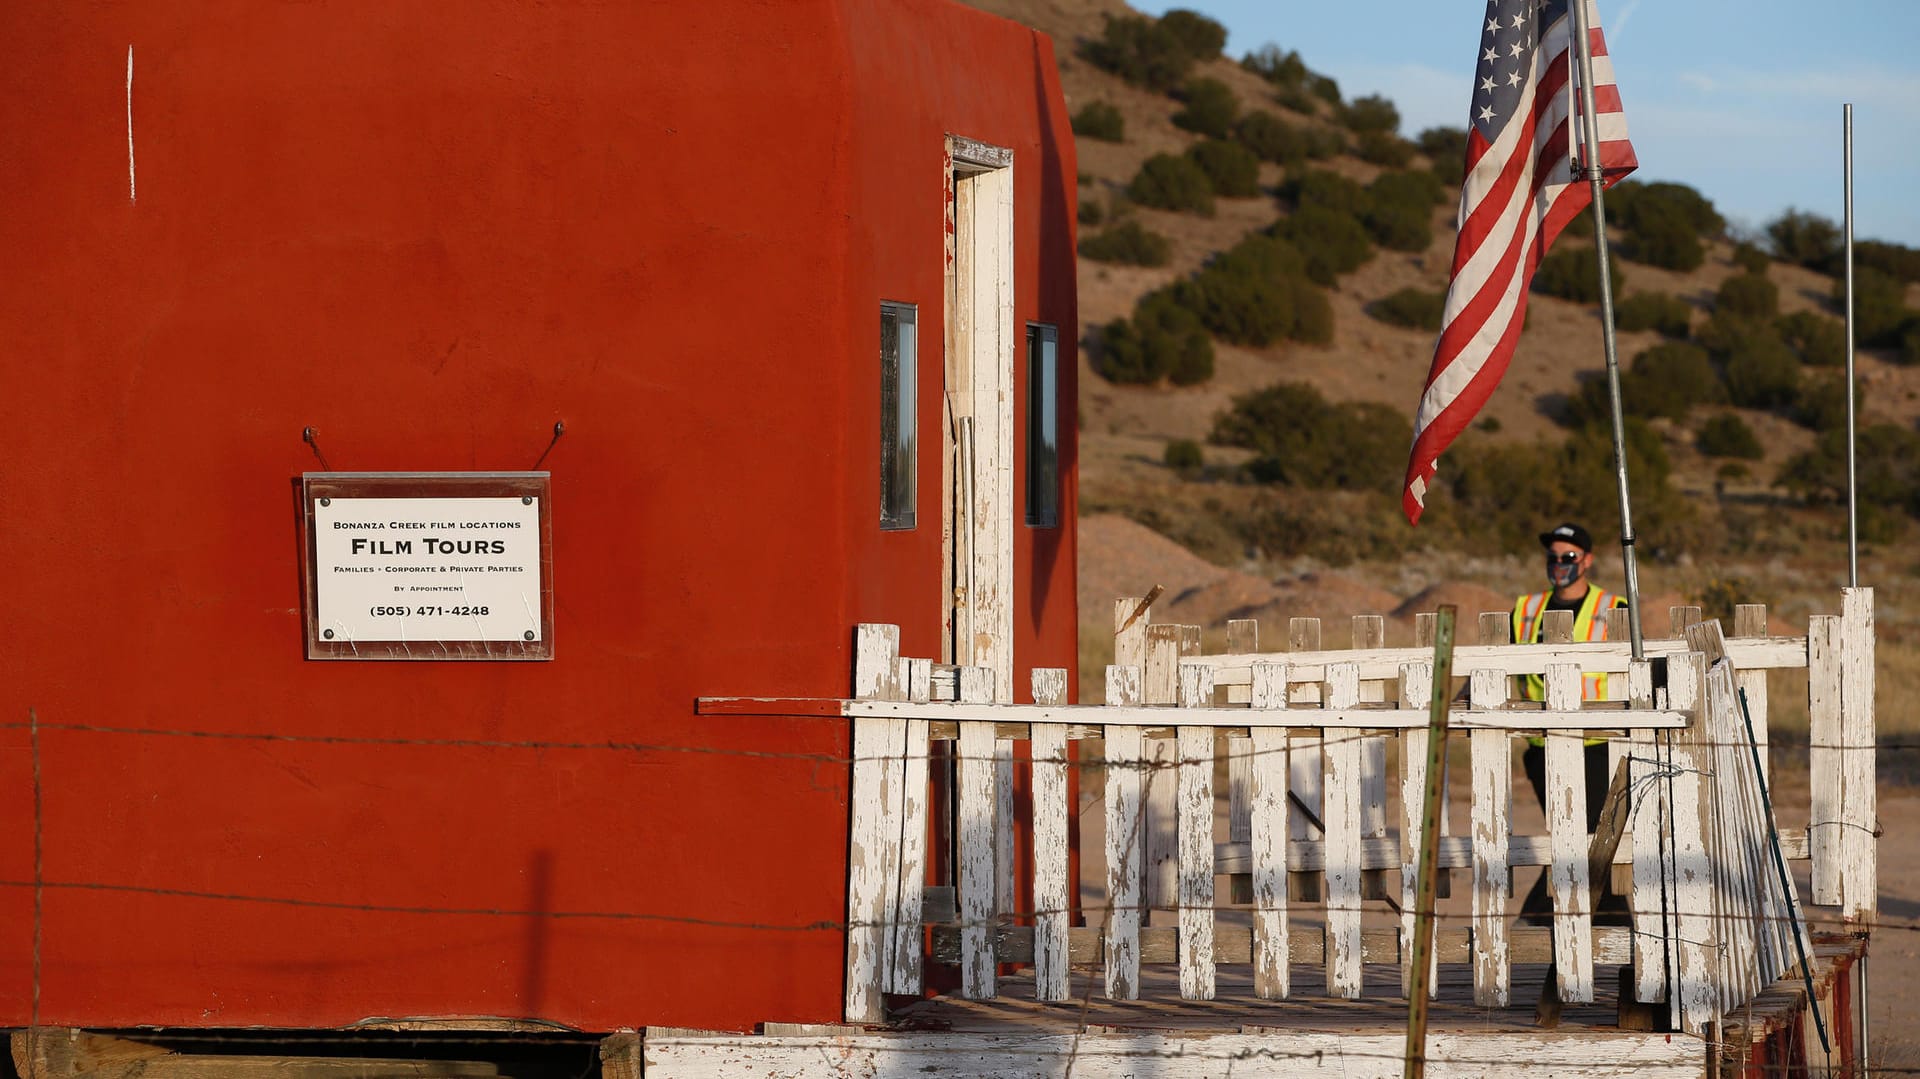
[713,588,1875,1037]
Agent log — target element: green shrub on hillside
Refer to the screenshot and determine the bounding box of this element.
[1241,44,1308,89]
[1128,153,1215,215]
[1620,200,1705,271]
[1158,9,1227,58]
[1310,73,1343,107]
[1715,273,1779,320]
[1211,382,1409,492]
[1633,342,1724,413]
[1794,374,1861,432]
[1767,208,1842,272]
[1285,274,1335,344]
[1840,266,1911,347]
[1417,126,1468,185]
[1083,14,1200,92]
[1615,292,1691,337]
[1533,245,1625,303]
[1078,220,1171,266]
[1188,139,1261,197]
[1696,413,1764,459]
[1904,322,1920,367]
[1071,101,1125,142]
[1609,181,1719,271]
[1359,169,1440,252]
[1561,341,1720,426]
[1097,290,1213,385]
[1776,310,1846,366]
[1281,205,1374,284]
[1077,199,1103,226]
[1171,234,1332,347]
[1340,94,1400,135]
[1353,131,1415,167]
[1234,111,1304,165]
[1368,287,1445,331]
[1723,334,1802,409]
[1280,168,1368,216]
[1858,239,1920,283]
[1360,198,1431,252]
[1732,242,1771,275]
[1164,439,1204,470]
[1370,168,1446,208]
[1174,78,1240,139]
[1693,313,1772,362]
[1439,419,1692,555]
[1779,423,1920,518]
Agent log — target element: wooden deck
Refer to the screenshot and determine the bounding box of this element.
[641,965,1704,1077]
[893,962,1631,1033]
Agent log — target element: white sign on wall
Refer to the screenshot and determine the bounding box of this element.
[302,473,553,660]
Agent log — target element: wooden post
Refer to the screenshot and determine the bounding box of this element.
[955,665,997,1000]
[1543,662,1594,1003]
[1399,657,1438,1000]
[1665,650,1717,1035]
[1288,617,1323,903]
[1102,664,1144,1000]
[1355,615,1391,902]
[1250,661,1291,999]
[1807,615,1843,916]
[1177,661,1216,1001]
[1469,662,1511,1008]
[1627,657,1669,1008]
[1839,588,1876,922]
[1323,661,1365,999]
[890,656,932,995]
[1403,607,1456,1079]
[1029,667,1070,1002]
[846,624,903,1023]
[1226,619,1257,906]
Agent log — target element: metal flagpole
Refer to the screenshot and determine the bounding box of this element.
[1844,104,1859,588]
[1569,0,1644,660]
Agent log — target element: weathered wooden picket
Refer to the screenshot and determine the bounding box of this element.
[704,588,1875,1049]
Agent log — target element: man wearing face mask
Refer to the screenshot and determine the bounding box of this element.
[1514,522,1628,922]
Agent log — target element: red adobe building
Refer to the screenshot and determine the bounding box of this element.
[1,0,1077,1033]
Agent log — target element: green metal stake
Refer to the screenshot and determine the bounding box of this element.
[1404,606,1457,1079]
[1738,686,1830,1059]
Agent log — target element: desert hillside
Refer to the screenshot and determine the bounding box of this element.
[956,0,1920,707]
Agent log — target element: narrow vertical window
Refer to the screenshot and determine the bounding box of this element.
[1026,322,1059,528]
[880,302,917,530]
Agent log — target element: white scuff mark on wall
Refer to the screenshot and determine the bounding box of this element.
[126,45,136,202]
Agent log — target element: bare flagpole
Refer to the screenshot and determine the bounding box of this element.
[1844,104,1859,587]
[1569,0,1644,661]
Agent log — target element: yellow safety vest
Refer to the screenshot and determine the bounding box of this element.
[1512,586,1623,703]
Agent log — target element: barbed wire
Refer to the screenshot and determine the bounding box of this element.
[0,716,1909,771]
[0,873,1897,938]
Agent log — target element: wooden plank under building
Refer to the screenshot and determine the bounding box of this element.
[640,1028,1704,1078]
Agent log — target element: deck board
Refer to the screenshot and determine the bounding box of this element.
[892,963,1626,1034]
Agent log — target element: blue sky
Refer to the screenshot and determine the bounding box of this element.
[1132,1,1920,246]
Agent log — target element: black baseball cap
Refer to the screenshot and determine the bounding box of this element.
[1539,522,1593,552]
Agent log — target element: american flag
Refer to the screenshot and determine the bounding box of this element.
[1402,0,1636,524]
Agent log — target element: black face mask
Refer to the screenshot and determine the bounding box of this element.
[1547,557,1583,589]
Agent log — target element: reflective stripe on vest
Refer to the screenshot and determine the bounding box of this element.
[1513,587,1620,702]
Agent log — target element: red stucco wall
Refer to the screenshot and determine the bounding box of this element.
[0,0,1075,1033]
